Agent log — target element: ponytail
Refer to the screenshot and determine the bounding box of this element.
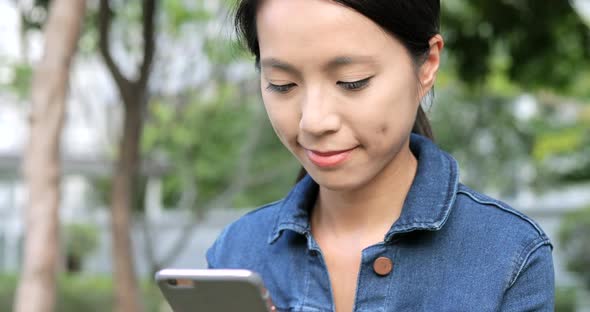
[412,106,434,141]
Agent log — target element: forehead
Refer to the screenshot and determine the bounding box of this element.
[256,0,402,66]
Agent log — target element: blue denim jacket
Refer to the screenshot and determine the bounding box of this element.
[206,134,554,311]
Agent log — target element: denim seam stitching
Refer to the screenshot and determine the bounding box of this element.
[276,222,309,233]
[456,187,547,238]
[507,236,551,288]
[246,198,284,216]
[438,152,459,228]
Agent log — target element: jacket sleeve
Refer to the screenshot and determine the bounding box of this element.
[500,242,554,311]
[205,243,217,269]
[206,225,232,269]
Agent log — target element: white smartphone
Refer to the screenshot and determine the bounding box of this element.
[155,269,272,312]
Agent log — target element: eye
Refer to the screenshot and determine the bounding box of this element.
[337,76,373,91]
[266,83,297,93]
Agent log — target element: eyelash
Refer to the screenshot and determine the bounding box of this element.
[266,76,373,94]
[266,83,296,93]
[337,76,373,91]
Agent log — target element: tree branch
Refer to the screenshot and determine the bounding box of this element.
[138,0,157,89]
[98,0,131,96]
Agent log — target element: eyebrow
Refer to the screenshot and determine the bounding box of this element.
[328,56,376,68]
[260,56,376,76]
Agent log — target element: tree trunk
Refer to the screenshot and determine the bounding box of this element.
[98,1,156,311]
[14,1,86,312]
[110,92,146,312]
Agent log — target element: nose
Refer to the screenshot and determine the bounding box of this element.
[299,88,341,136]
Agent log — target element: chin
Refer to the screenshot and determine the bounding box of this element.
[307,169,370,192]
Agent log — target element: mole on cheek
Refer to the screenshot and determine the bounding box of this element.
[379,125,388,135]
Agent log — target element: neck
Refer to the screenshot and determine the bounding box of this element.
[311,141,418,243]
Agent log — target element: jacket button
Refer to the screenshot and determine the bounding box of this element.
[373,256,393,276]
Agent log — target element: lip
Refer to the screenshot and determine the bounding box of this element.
[305,147,356,168]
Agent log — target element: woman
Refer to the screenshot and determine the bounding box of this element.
[207,1,554,311]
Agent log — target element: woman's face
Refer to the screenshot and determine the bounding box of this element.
[257,0,431,190]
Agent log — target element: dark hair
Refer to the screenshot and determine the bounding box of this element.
[234,0,440,182]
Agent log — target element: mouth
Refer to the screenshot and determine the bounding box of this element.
[305,146,357,168]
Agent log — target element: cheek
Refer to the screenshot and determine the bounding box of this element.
[368,123,391,151]
[374,78,419,133]
[349,88,417,150]
[262,96,300,145]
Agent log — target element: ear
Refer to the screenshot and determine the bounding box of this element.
[418,34,444,98]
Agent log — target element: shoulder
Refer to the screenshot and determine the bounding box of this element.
[450,184,553,285]
[206,199,283,268]
[221,199,282,238]
[454,184,549,241]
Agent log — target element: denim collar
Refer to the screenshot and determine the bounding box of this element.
[268,133,459,244]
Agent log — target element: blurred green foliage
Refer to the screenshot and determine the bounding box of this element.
[533,124,590,183]
[88,175,147,214]
[143,85,255,208]
[231,118,300,208]
[141,82,299,210]
[431,91,535,195]
[533,127,586,161]
[0,275,164,312]
[555,286,578,312]
[63,223,100,269]
[559,206,590,290]
[19,0,50,30]
[163,0,213,33]
[3,63,32,99]
[203,37,247,65]
[433,1,590,195]
[443,0,590,94]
